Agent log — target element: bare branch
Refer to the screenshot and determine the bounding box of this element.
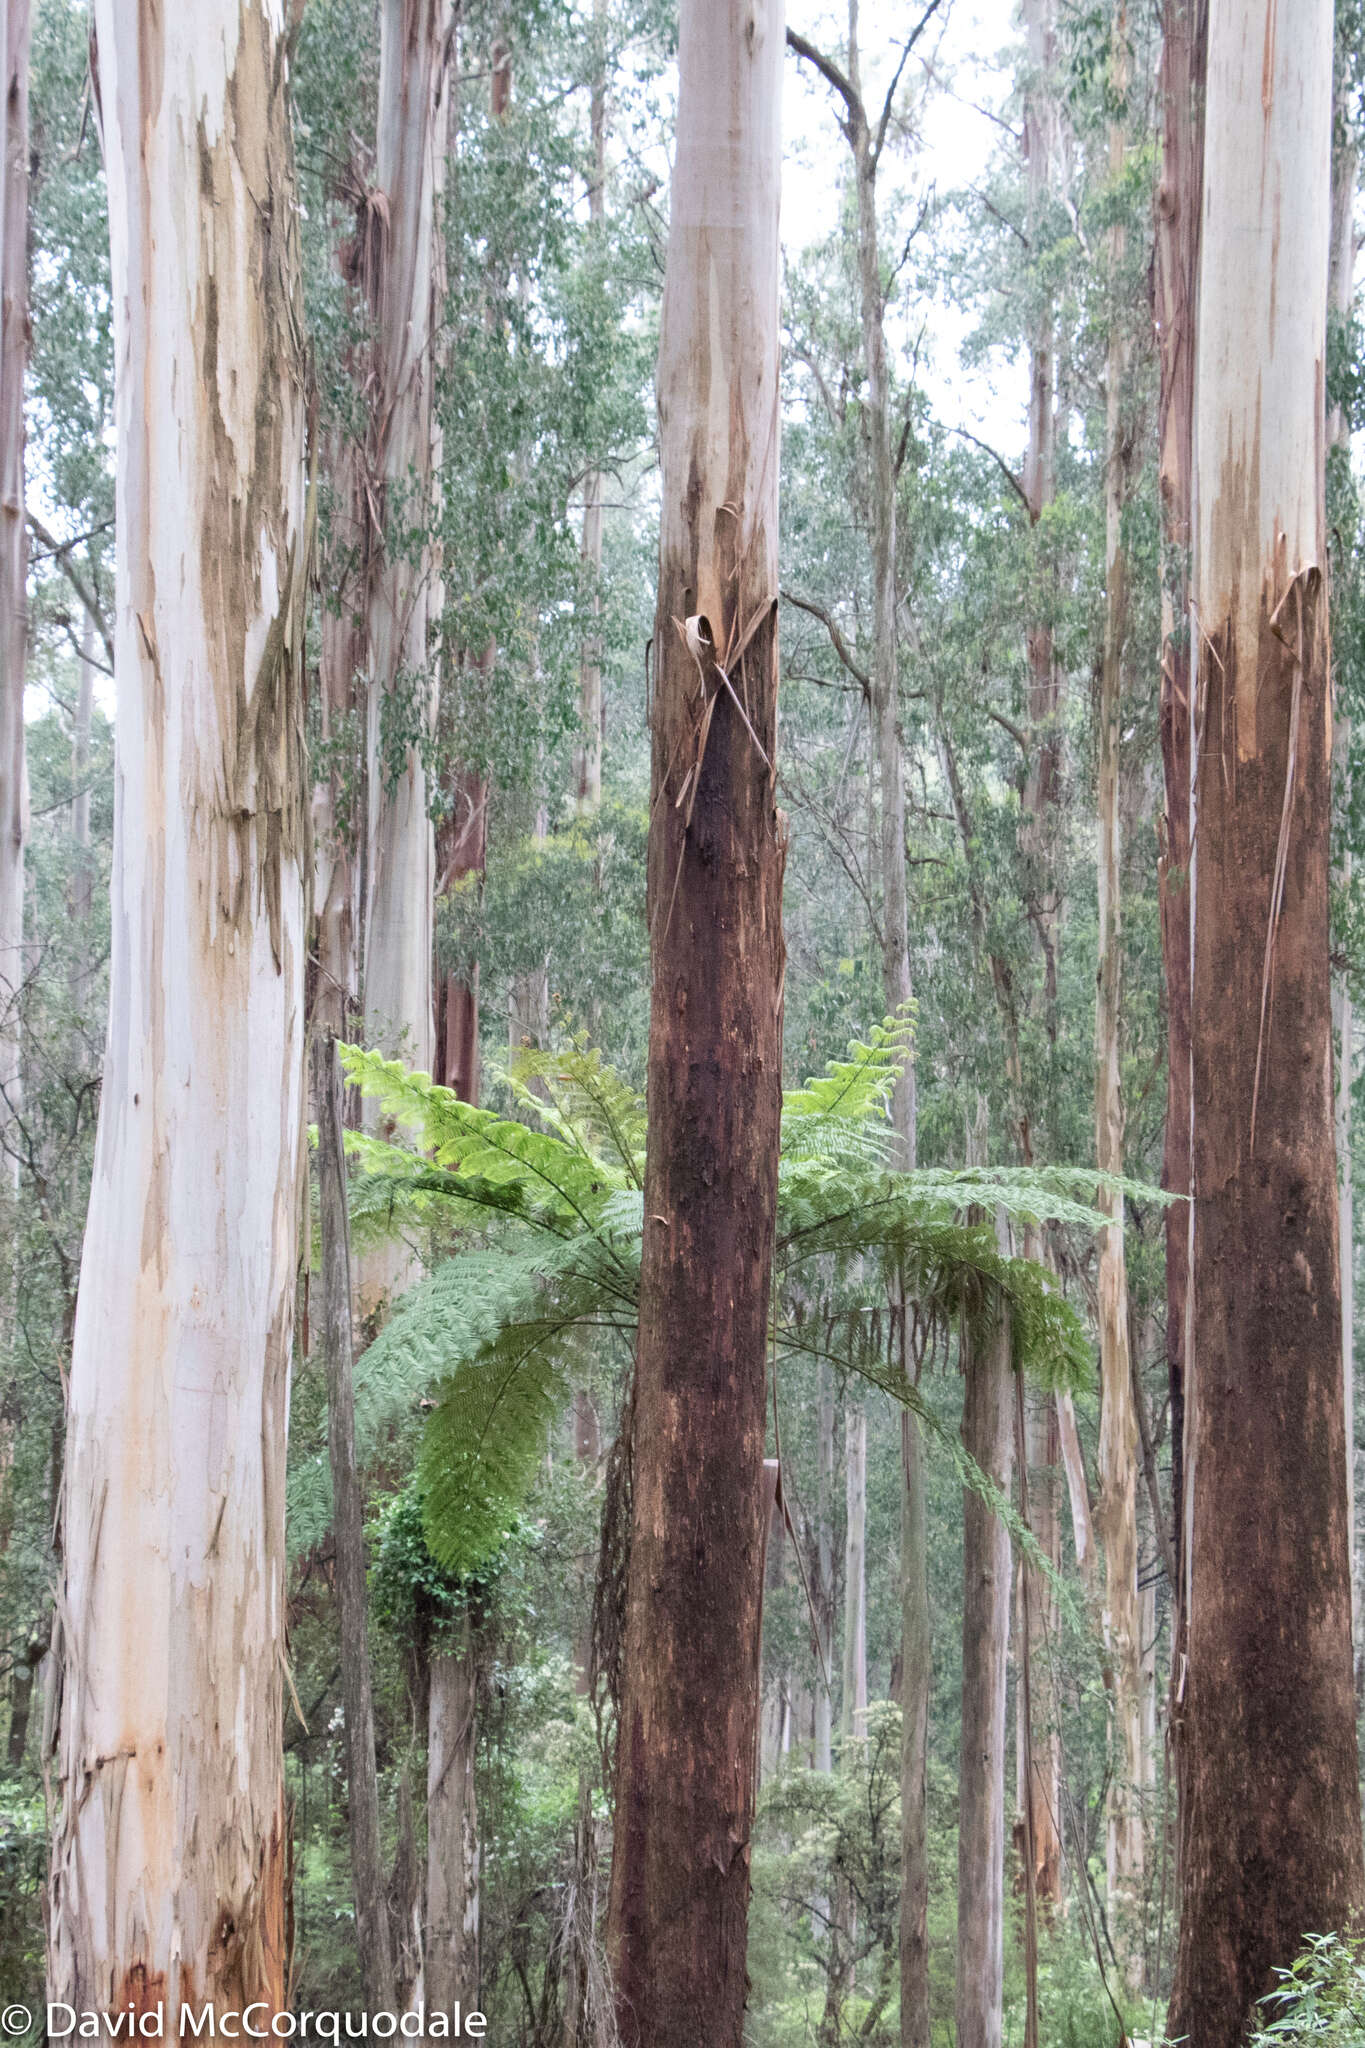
[781,589,871,694]
[27,513,115,672]
[786,28,862,136]
[987,706,1030,754]
[970,185,1030,250]
[948,426,1030,514]
[872,0,947,165]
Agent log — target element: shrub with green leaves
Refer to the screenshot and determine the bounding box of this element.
[1244,1933,1365,2043]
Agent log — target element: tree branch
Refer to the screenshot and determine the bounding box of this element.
[27,513,115,672]
[872,0,947,164]
[781,588,871,694]
[786,27,862,135]
[949,425,1030,514]
[988,706,1029,753]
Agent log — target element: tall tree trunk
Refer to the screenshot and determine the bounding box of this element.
[603,0,785,2035]
[1154,3,1205,1869]
[1019,0,1063,1093]
[956,1107,1014,2048]
[1011,0,1066,1922]
[0,0,28,1196]
[64,612,96,1112]
[842,12,929,2028]
[898,1403,930,2048]
[314,402,366,1040]
[362,0,452,1081]
[433,766,485,1101]
[1093,7,1144,1987]
[814,1362,835,1773]
[1014,1387,1062,1910]
[841,1401,867,1742]
[48,4,309,2021]
[427,778,484,2012]
[1168,4,1365,2034]
[425,1622,479,2020]
[1329,81,1358,1678]
[315,1033,395,2011]
[574,0,607,816]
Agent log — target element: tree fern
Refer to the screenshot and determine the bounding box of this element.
[288,1021,1168,1578]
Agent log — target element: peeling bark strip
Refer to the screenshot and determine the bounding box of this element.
[49,2,309,2027]
[1168,3,1364,2037]
[603,1,785,2041]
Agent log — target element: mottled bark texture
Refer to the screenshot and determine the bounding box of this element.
[1168,4,1365,2036]
[49,2,310,2025]
[0,0,28,1193]
[1328,92,1358,1675]
[604,0,786,2038]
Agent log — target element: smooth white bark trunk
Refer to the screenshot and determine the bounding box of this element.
[841,1402,867,1742]
[0,0,28,1196]
[49,4,309,2022]
[362,0,453,1078]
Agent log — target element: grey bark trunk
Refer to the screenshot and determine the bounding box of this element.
[0,0,29,1198]
[815,1361,835,1773]
[314,1031,395,2011]
[425,1627,480,2019]
[955,1176,1014,2048]
[841,1401,867,1742]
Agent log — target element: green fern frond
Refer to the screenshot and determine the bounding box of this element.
[415,1235,639,1574]
[502,1036,647,1187]
[339,1043,619,1233]
[774,1173,1091,1393]
[286,1231,636,1557]
[781,1006,915,1129]
[774,1323,1073,1612]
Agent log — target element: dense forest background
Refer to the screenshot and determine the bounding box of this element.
[2,0,1364,2042]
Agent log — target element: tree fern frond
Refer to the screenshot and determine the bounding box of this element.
[503,1036,647,1188]
[416,1238,639,1574]
[287,1232,633,1556]
[773,1324,1075,1614]
[343,1133,585,1237]
[339,1044,621,1233]
[781,1006,915,1127]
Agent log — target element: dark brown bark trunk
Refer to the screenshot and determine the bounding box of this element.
[314,1031,396,2012]
[1166,9,1363,2034]
[1168,576,1365,2041]
[603,2,785,2035]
